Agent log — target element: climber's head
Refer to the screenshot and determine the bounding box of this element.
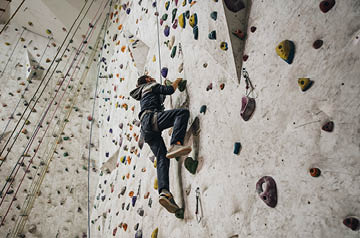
[137,75,155,86]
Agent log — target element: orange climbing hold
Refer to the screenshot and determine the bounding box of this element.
[129,191,134,197]
[121,46,126,52]
[122,223,128,231]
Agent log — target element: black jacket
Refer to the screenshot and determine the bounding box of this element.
[130,82,175,119]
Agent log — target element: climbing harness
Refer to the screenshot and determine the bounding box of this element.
[195,187,202,223]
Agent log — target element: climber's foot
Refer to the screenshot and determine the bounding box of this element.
[159,190,179,213]
[166,144,192,158]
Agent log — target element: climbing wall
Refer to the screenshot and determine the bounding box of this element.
[90,0,360,237]
[0,0,105,235]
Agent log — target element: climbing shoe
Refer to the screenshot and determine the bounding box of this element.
[166,144,192,158]
[159,191,179,213]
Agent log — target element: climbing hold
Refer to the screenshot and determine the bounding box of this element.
[162,13,168,21]
[275,40,295,64]
[5,42,11,46]
[165,1,170,10]
[240,96,256,121]
[172,9,177,22]
[313,39,323,49]
[322,121,334,132]
[126,8,131,14]
[319,0,335,13]
[210,11,217,21]
[233,142,241,154]
[182,0,186,6]
[206,83,212,91]
[343,217,359,231]
[298,78,313,92]
[224,0,245,12]
[152,55,156,62]
[175,208,184,219]
[46,29,52,35]
[309,168,321,177]
[120,186,126,195]
[151,228,158,238]
[193,26,199,40]
[135,230,143,238]
[185,157,198,174]
[137,208,144,216]
[154,178,158,190]
[172,19,178,29]
[256,176,277,208]
[220,42,228,51]
[232,29,246,40]
[178,80,187,92]
[178,63,184,73]
[113,227,118,236]
[123,223,128,231]
[28,21,33,26]
[144,192,150,199]
[208,31,216,40]
[220,83,225,90]
[178,13,186,28]
[250,26,257,33]
[200,105,207,114]
[161,67,168,78]
[243,55,249,61]
[164,25,170,37]
[189,13,197,28]
[132,195,137,206]
[171,46,177,58]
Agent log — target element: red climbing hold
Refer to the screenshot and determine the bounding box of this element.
[243,55,249,61]
[113,227,117,236]
[240,96,255,121]
[319,0,335,13]
[309,168,321,177]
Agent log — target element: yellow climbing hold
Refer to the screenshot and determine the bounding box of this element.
[5,42,11,46]
[46,29,52,35]
[152,55,156,62]
[154,178,158,190]
[182,0,186,6]
[275,40,295,64]
[154,159,157,168]
[178,13,186,28]
[298,78,313,92]
[151,228,158,238]
[189,13,197,28]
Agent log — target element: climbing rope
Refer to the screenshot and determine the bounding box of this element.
[0,0,96,165]
[0,28,25,78]
[87,3,111,236]
[0,0,103,202]
[0,0,26,35]
[0,1,108,226]
[0,36,52,146]
[10,18,106,236]
[154,0,163,84]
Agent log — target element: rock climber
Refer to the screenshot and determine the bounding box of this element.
[130,75,192,213]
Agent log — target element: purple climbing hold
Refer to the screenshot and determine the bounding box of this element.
[172,19,178,29]
[107,115,110,122]
[109,128,113,133]
[160,19,164,25]
[224,0,245,12]
[256,176,277,208]
[161,67,168,78]
[119,123,123,129]
[106,152,109,157]
[126,8,131,14]
[132,195,137,206]
[152,2,156,7]
[240,96,255,121]
[135,230,143,238]
[164,25,170,37]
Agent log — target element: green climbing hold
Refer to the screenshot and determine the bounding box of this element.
[185,157,198,174]
[162,13,168,21]
[63,136,70,141]
[171,46,177,58]
[193,26,199,40]
[178,80,187,92]
[210,11,217,20]
[233,142,241,154]
[208,31,216,40]
[64,152,69,157]
[165,79,172,86]
[46,29,52,35]
[172,8,177,23]
[185,10,190,19]
[200,105,207,114]
[175,208,184,219]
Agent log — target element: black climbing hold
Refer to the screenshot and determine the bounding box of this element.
[319,0,335,13]
[178,80,187,92]
[210,11,217,21]
[313,40,323,49]
[175,208,184,219]
[224,0,245,12]
[343,217,360,231]
[200,105,207,114]
[208,31,216,40]
[322,121,334,132]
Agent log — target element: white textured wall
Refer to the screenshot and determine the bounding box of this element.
[90,0,360,238]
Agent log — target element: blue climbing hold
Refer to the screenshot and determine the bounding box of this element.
[233,142,241,154]
[200,105,207,114]
[210,11,217,20]
[193,26,199,40]
[208,31,216,40]
[161,67,168,78]
[164,25,170,37]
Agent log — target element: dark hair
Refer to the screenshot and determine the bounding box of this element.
[137,75,148,86]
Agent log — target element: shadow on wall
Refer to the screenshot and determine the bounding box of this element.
[222,0,252,83]
[0,0,10,24]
